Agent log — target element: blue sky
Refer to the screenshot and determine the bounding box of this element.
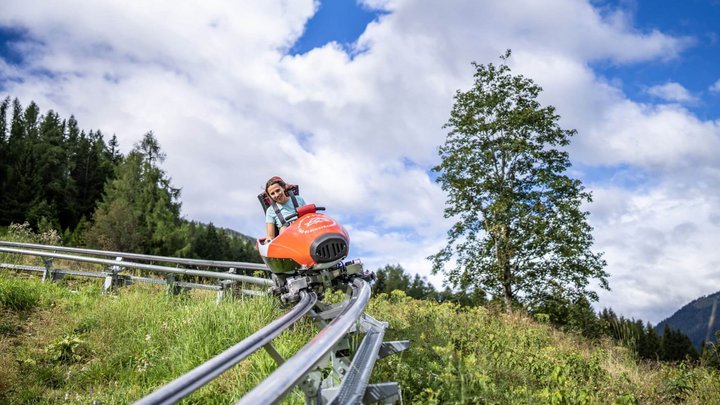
[1,0,720,324]
[591,0,720,120]
[289,0,385,55]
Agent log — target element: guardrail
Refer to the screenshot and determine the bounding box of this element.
[0,242,271,300]
[0,246,270,283]
[0,240,267,271]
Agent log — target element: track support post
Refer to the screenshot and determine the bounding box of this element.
[165,273,190,296]
[304,310,408,405]
[103,257,132,294]
[41,257,63,282]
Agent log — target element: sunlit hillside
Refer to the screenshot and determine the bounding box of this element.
[2,272,719,404]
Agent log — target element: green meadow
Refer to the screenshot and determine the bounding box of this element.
[2,271,719,404]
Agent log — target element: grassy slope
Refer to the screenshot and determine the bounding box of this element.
[1,274,719,404]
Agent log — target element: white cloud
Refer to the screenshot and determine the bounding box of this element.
[590,185,720,322]
[1,0,717,323]
[711,79,720,93]
[646,82,697,103]
[579,102,720,168]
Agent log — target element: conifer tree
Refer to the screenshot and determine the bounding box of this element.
[642,322,662,360]
[28,110,71,230]
[1,100,40,224]
[68,129,115,227]
[0,97,9,214]
[85,132,182,255]
[194,223,227,260]
[662,324,699,362]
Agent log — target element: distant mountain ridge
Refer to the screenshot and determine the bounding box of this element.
[219,226,256,243]
[656,290,720,349]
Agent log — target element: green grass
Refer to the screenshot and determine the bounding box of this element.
[0,273,316,404]
[1,275,720,404]
[367,291,720,404]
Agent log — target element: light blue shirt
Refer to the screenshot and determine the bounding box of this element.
[265,195,306,228]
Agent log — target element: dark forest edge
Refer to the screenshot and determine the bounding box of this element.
[0,97,259,263]
[1,97,717,369]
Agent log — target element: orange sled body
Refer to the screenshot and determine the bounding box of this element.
[257,205,350,274]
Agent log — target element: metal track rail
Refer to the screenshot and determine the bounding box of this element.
[0,246,271,286]
[237,278,371,405]
[328,320,386,404]
[135,291,318,405]
[0,240,266,271]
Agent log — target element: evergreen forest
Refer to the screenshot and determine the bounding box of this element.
[0,97,260,263]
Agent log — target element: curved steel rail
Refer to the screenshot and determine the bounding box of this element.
[135,291,317,405]
[329,320,386,404]
[0,240,267,271]
[0,246,272,286]
[237,278,371,405]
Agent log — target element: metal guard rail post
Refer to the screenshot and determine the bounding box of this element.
[237,278,371,405]
[0,246,272,286]
[135,291,318,405]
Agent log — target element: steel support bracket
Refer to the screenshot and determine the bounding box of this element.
[41,257,62,282]
[102,272,133,294]
[320,382,402,404]
[378,340,410,359]
[217,279,236,303]
[103,257,131,293]
[165,274,190,296]
[263,343,286,367]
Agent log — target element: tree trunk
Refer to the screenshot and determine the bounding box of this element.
[495,224,513,313]
[502,264,513,313]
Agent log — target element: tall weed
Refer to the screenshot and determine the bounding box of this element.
[367,290,718,404]
[0,275,61,311]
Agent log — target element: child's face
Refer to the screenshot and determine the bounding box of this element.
[267,183,288,204]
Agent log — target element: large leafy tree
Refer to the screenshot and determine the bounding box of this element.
[430,51,608,312]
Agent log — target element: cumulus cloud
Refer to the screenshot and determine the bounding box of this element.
[579,102,720,169]
[590,184,720,322]
[711,79,720,93]
[646,82,697,103]
[1,0,717,323]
